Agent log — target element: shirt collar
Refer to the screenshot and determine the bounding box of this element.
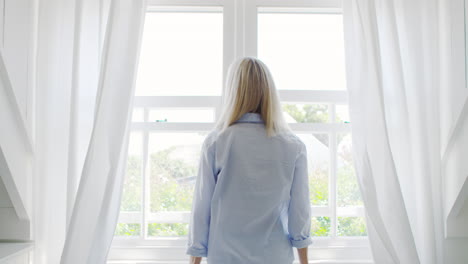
[236,112,264,123]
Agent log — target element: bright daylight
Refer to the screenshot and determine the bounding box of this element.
[1,0,467,264]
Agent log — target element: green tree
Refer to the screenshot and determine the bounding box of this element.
[283,104,329,146]
[338,217,367,236]
[283,104,329,123]
[120,155,142,212]
[148,223,189,236]
[115,223,141,236]
[337,134,362,207]
[309,164,329,206]
[311,217,331,237]
[150,147,196,212]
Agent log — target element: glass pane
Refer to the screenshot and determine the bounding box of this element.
[115,223,141,237]
[149,133,206,212]
[148,108,215,123]
[120,132,143,212]
[148,223,189,237]
[335,104,350,123]
[337,217,367,236]
[311,216,330,237]
[258,12,346,90]
[283,103,329,123]
[297,134,329,205]
[337,133,362,207]
[136,12,223,96]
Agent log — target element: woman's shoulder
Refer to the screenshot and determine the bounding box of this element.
[202,130,219,149]
[275,131,305,146]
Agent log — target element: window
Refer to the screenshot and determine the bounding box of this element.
[114,5,223,242]
[257,7,366,240]
[109,0,371,263]
[258,10,346,90]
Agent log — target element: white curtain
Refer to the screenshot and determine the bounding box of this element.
[343,0,444,263]
[66,0,103,228]
[60,0,146,263]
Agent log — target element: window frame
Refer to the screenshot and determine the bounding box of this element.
[109,0,373,263]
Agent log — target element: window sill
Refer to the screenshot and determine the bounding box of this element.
[108,261,372,264]
[0,242,34,262]
[108,237,373,263]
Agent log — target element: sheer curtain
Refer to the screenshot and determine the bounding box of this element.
[343,0,444,263]
[60,0,147,263]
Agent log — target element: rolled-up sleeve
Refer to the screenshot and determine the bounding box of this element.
[186,135,217,257]
[288,142,313,248]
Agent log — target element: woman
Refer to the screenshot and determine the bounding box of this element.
[186,57,312,264]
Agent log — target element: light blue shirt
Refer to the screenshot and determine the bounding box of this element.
[186,113,312,264]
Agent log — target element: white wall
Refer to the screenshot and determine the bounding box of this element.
[0,174,29,241]
[0,0,36,242]
[438,0,468,262]
[440,0,468,211]
[2,0,34,131]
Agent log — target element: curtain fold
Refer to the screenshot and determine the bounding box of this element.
[60,0,147,263]
[343,0,444,263]
[66,0,101,228]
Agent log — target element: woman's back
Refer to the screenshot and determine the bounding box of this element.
[187,113,312,264]
[186,57,311,264]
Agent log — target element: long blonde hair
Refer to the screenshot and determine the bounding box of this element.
[216,57,290,137]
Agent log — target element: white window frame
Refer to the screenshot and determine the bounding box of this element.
[109,0,373,263]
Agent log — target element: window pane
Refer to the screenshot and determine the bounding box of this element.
[337,133,362,207]
[136,12,223,96]
[311,216,330,237]
[258,12,346,90]
[283,103,329,123]
[115,223,141,237]
[149,133,206,212]
[335,104,350,123]
[337,217,367,236]
[297,134,329,205]
[120,132,143,212]
[148,223,189,237]
[148,108,215,123]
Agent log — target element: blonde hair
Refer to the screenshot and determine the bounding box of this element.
[216,57,290,137]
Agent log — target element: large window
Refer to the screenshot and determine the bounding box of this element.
[114,7,222,241]
[109,0,371,263]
